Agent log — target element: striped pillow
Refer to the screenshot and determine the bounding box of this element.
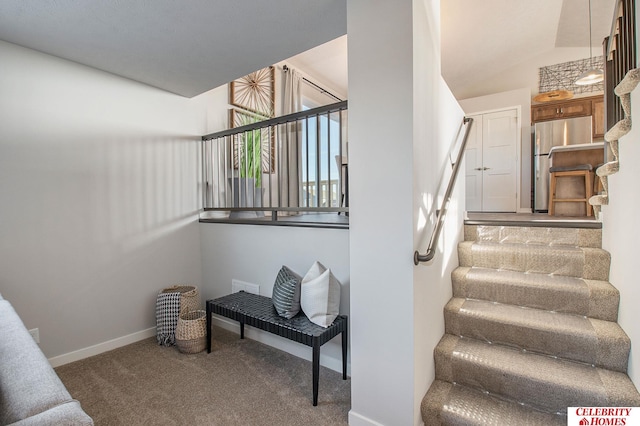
[272,266,302,319]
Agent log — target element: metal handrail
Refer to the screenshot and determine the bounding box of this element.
[202,100,347,141]
[414,117,474,265]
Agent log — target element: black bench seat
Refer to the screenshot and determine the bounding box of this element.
[206,291,348,406]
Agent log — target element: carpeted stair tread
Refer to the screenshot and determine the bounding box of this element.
[421,379,566,426]
[464,225,601,247]
[435,334,640,414]
[422,223,638,426]
[444,297,630,372]
[452,267,619,321]
[458,241,610,280]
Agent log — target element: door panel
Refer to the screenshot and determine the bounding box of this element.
[482,110,518,212]
[464,109,518,212]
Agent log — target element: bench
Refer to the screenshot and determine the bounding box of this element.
[206,291,348,406]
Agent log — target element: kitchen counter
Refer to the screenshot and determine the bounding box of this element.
[548,141,605,157]
[549,142,604,169]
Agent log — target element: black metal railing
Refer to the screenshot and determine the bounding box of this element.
[201,101,348,224]
[604,0,636,131]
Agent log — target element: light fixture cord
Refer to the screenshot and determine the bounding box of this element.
[588,0,593,67]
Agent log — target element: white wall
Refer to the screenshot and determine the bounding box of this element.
[601,87,640,387]
[0,40,205,361]
[599,4,640,390]
[348,0,463,424]
[460,88,532,210]
[0,35,351,371]
[413,2,465,424]
[199,224,350,371]
[347,1,415,423]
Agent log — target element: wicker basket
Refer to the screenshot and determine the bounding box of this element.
[161,285,200,314]
[175,310,207,354]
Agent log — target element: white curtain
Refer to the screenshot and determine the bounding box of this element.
[279,67,303,210]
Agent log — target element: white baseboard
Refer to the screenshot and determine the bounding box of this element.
[348,410,386,426]
[48,317,350,374]
[48,327,156,368]
[211,316,350,376]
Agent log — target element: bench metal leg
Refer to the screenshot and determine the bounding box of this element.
[342,323,348,380]
[206,302,212,354]
[240,322,245,339]
[312,341,320,406]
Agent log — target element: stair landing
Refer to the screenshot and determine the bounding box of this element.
[465,212,601,229]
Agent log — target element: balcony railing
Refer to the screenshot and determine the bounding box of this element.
[604,0,636,130]
[200,101,348,227]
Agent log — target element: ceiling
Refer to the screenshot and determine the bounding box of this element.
[0,0,618,100]
[441,0,616,99]
[0,0,346,98]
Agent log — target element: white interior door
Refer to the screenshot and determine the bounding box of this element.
[482,109,518,212]
[465,109,518,212]
[464,115,483,211]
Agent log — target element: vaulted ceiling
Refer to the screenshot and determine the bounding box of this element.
[442,0,616,99]
[0,0,617,100]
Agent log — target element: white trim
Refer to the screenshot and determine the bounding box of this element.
[348,410,386,426]
[211,315,350,375]
[515,105,522,212]
[47,316,351,374]
[465,105,520,117]
[48,327,156,368]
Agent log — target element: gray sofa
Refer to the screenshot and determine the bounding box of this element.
[0,294,93,425]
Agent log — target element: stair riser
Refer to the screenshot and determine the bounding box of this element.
[444,298,630,372]
[452,267,620,322]
[435,348,602,413]
[464,225,602,248]
[435,335,640,413]
[422,380,566,426]
[458,242,610,280]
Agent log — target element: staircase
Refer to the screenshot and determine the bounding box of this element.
[421,222,640,425]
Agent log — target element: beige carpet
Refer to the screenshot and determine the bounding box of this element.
[55,326,350,425]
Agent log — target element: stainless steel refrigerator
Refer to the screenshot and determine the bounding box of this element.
[533,116,592,211]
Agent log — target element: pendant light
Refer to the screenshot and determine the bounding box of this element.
[575,0,604,85]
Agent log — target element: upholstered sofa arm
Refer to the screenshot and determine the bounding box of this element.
[8,400,93,426]
[0,296,93,425]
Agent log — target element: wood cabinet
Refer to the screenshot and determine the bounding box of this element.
[592,98,605,139]
[531,95,605,140]
[532,98,592,122]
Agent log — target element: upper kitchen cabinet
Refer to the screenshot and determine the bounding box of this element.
[532,97,592,121]
[531,95,605,140]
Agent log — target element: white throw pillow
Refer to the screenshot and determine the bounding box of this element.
[300,261,341,328]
